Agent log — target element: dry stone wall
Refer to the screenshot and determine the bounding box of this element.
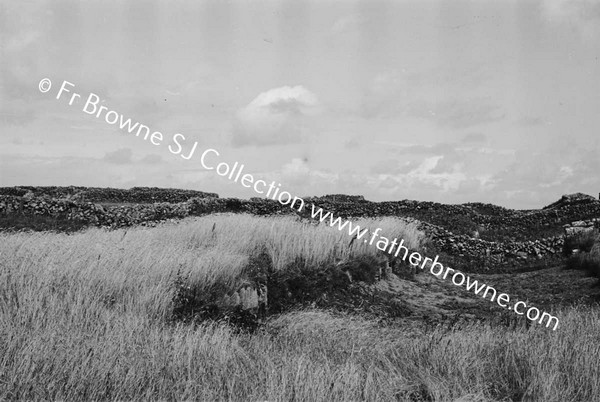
[2,188,600,270]
[563,218,600,236]
[306,196,600,242]
[0,186,218,204]
[0,194,289,228]
[421,221,564,264]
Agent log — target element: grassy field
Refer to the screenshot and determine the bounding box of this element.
[1,214,599,401]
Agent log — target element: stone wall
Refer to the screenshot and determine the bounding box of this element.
[313,194,366,203]
[3,188,599,240]
[298,197,600,245]
[422,220,564,264]
[563,218,600,236]
[0,194,290,228]
[0,186,218,204]
[2,189,600,269]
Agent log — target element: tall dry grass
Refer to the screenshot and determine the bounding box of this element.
[1,214,599,401]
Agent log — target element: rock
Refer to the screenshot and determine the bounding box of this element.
[239,286,259,310]
[218,283,267,313]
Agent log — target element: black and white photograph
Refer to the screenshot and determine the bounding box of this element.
[1,0,600,400]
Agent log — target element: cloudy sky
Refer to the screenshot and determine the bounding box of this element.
[1,0,599,209]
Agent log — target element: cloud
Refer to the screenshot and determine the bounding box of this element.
[103,148,133,165]
[279,157,340,188]
[370,158,421,175]
[139,154,163,164]
[232,86,320,147]
[272,153,471,202]
[487,141,600,206]
[371,140,496,178]
[429,154,462,175]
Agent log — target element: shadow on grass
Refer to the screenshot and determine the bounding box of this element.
[171,251,413,332]
[0,213,89,233]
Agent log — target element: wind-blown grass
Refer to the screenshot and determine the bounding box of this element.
[1,214,599,401]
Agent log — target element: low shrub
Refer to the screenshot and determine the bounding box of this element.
[565,244,600,280]
[563,230,599,256]
[337,254,383,283]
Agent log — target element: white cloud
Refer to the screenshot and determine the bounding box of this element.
[279,158,338,189]
[232,86,320,147]
[271,155,470,201]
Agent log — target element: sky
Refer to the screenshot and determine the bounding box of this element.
[1,0,599,209]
